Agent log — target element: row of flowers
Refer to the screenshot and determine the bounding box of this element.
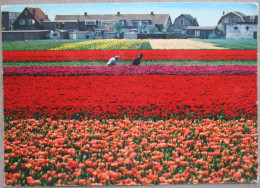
[3,65,257,76]
[4,75,257,120]
[3,50,257,62]
[4,118,258,186]
[49,39,151,50]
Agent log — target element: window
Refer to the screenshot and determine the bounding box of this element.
[181,19,184,25]
[250,16,255,22]
[142,20,149,25]
[246,26,249,30]
[98,21,102,26]
[132,20,141,27]
[24,11,28,15]
[27,19,35,25]
[85,21,96,25]
[234,26,238,30]
[102,21,111,25]
[53,33,57,36]
[19,19,26,25]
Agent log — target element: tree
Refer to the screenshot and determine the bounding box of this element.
[114,21,122,34]
[147,25,159,34]
[164,25,174,33]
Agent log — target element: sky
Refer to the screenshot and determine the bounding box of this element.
[1,2,258,26]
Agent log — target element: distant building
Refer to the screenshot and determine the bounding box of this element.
[186,26,220,39]
[226,24,257,39]
[54,12,172,33]
[2,11,20,30]
[172,14,199,37]
[13,7,50,30]
[217,11,258,39]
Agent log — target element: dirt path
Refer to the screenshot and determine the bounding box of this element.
[149,39,226,49]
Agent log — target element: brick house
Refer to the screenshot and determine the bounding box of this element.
[53,12,172,33]
[13,7,50,30]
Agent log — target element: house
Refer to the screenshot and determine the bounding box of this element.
[217,11,258,39]
[218,11,257,25]
[186,26,220,39]
[54,12,172,33]
[172,14,199,37]
[226,24,257,39]
[2,11,20,30]
[13,7,50,30]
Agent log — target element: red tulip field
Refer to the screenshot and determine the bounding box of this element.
[3,39,258,186]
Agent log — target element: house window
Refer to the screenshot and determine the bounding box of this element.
[181,19,184,25]
[24,11,28,15]
[53,33,57,36]
[246,26,249,30]
[98,21,102,26]
[142,20,149,25]
[27,19,35,25]
[250,16,255,22]
[19,19,26,25]
[132,20,141,27]
[85,21,96,25]
[234,26,238,30]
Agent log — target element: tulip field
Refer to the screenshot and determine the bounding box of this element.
[3,39,258,186]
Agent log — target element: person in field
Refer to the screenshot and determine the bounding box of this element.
[132,54,143,66]
[107,56,119,66]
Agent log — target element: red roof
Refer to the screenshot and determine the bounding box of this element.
[26,7,50,24]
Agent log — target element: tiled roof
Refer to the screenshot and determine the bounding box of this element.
[26,7,50,23]
[55,13,170,26]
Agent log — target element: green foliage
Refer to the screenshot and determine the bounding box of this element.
[192,39,257,50]
[167,30,182,39]
[147,25,159,34]
[164,25,174,33]
[208,33,217,39]
[3,60,257,67]
[114,21,122,33]
[2,40,81,51]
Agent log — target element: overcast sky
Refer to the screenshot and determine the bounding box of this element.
[1,2,258,26]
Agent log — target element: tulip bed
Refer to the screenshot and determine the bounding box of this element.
[3,65,257,76]
[4,117,258,186]
[2,49,257,62]
[4,73,257,121]
[3,45,258,185]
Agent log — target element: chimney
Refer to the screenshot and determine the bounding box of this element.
[85,12,88,16]
[151,11,154,16]
[33,9,35,16]
[117,11,120,16]
[223,11,225,15]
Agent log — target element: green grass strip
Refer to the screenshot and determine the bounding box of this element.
[3,60,257,67]
[192,39,257,50]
